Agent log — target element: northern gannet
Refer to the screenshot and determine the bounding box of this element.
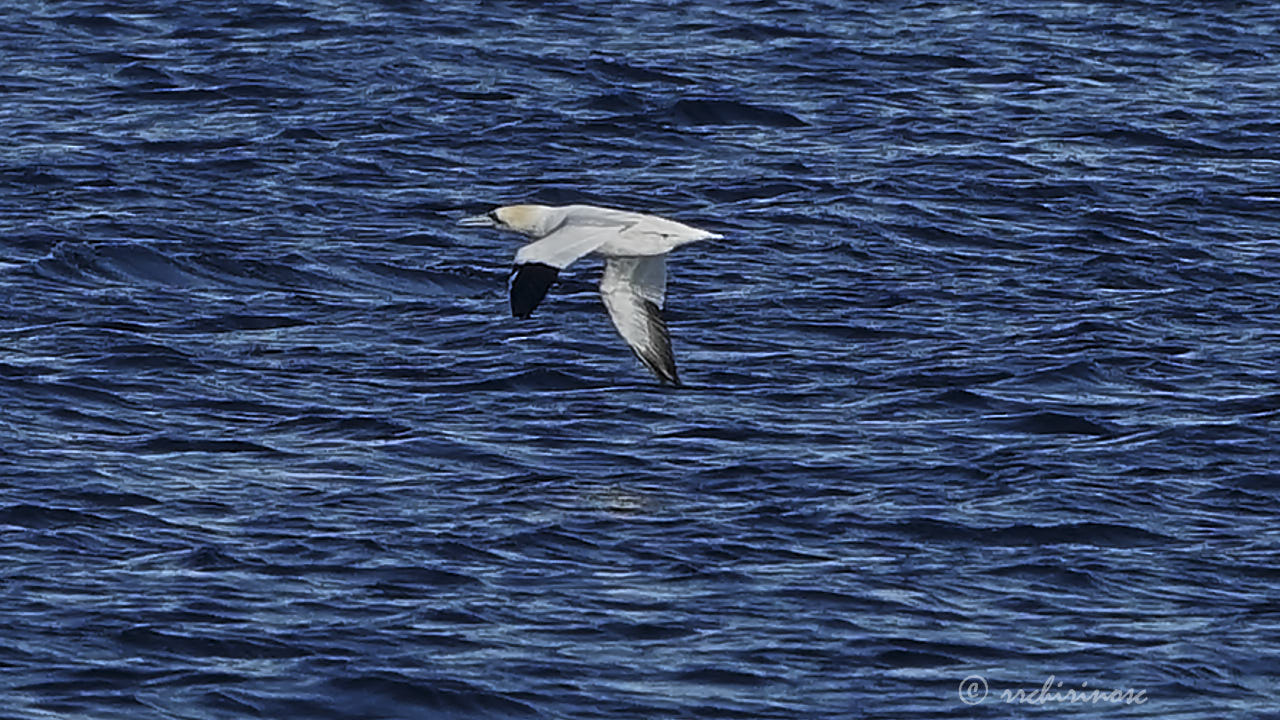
[458,203,721,386]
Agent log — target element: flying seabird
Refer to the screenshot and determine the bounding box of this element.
[458,203,722,385]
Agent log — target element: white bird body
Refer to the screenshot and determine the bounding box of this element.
[458,203,721,385]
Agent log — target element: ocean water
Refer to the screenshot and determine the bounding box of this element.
[2,1,1279,718]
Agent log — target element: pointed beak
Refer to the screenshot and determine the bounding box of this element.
[458,214,497,228]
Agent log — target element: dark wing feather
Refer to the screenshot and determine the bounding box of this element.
[510,262,560,318]
[632,299,679,385]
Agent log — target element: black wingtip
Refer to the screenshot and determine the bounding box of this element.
[510,262,559,318]
[636,299,681,386]
[638,357,681,386]
[632,353,679,386]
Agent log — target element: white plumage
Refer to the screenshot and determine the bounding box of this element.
[458,203,721,385]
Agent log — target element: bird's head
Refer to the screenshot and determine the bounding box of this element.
[458,204,554,236]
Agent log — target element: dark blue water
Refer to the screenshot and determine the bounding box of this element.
[3,2,1278,718]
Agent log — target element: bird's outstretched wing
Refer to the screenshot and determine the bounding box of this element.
[599,255,679,386]
[510,219,631,318]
